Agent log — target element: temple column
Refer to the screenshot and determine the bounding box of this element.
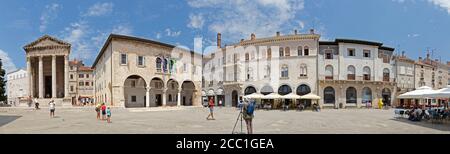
[162,88,167,106]
[64,55,69,98]
[26,57,33,98]
[38,56,44,98]
[52,55,57,98]
[146,87,150,108]
[177,89,181,106]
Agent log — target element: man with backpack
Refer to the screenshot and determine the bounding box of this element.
[243,99,256,134]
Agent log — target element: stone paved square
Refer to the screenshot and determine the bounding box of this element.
[1,107,449,134]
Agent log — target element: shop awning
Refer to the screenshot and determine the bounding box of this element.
[422,85,450,98]
[261,93,282,99]
[397,86,436,99]
[300,93,321,100]
[280,93,301,99]
[243,93,265,99]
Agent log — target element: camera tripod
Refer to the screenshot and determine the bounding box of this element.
[232,107,245,134]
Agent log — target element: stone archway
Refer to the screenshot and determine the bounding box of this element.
[181,81,195,106]
[124,75,147,108]
[150,77,164,107]
[166,79,179,106]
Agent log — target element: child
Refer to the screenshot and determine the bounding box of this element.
[106,107,112,123]
[95,103,101,120]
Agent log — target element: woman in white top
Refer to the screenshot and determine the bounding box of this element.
[49,100,56,118]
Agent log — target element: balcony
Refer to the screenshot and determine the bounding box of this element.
[347,74,355,80]
[383,76,390,82]
[363,75,371,81]
[325,76,333,80]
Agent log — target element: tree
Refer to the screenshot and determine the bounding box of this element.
[0,58,7,102]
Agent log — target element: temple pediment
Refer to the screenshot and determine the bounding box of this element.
[23,35,71,52]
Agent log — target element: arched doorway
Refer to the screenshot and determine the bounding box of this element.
[297,84,311,108]
[232,90,238,107]
[278,85,292,109]
[362,87,372,107]
[150,77,164,107]
[181,81,195,106]
[166,79,179,106]
[382,88,392,106]
[124,75,147,108]
[244,86,257,95]
[324,87,335,104]
[346,87,357,104]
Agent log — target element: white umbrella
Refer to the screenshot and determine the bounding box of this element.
[300,93,321,100]
[262,93,282,99]
[280,93,301,99]
[243,93,264,99]
[397,86,436,99]
[423,85,450,98]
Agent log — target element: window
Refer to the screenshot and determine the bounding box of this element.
[348,48,355,56]
[245,53,249,61]
[300,64,307,77]
[281,65,289,78]
[383,68,390,82]
[362,87,372,105]
[70,86,74,92]
[347,65,356,80]
[183,63,187,72]
[79,74,84,78]
[325,50,333,59]
[267,48,272,59]
[363,50,371,58]
[79,82,84,86]
[169,95,172,102]
[346,87,357,104]
[131,96,137,102]
[121,53,127,64]
[325,65,333,80]
[156,58,162,72]
[363,66,371,80]
[279,47,284,57]
[131,80,136,88]
[137,56,145,66]
[246,67,253,81]
[70,74,73,79]
[85,82,89,86]
[70,66,73,70]
[297,46,303,56]
[304,46,309,56]
[86,74,89,78]
[285,47,290,57]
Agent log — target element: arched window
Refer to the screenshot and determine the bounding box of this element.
[346,87,357,104]
[244,86,257,95]
[245,53,249,61]
[325,65,333,80]
[281,65,289,78]
[363,66,371,81]
[324,87,335,104]
[285,47,290,56]
[156,57,162,72]
[383,68,390,82]
[267,48,272,59]
[300,64,307,77]
[264,65,271,78]
[297,84,311,96]
[362,87,372,105]
[247,67,253,81]
[279,47,284,57]
[297,46,303,56]
[278,85,292,96]
[304,46,309,56]
[347,65,355,80]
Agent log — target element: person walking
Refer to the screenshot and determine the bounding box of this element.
[243,99,255,134]
[219,99,223,108]
[34,98,40,110]
[101,103,107,120]
[49,100,56,118]
[95,103,101,120]
[106,107,112,123]
[206,98,215,120]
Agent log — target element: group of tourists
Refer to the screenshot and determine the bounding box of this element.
[95,103,112,123]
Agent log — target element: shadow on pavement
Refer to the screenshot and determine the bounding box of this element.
[0,115,22,127]
[390,118,450,132]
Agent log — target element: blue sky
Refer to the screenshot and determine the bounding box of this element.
[1,0,450,73]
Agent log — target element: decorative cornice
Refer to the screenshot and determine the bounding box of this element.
[231,34,320,46]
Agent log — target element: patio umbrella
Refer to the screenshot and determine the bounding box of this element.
[243,93,264,99]
[300,93,321,100]
[397,86,436,99]
[422,85,450,98]
[261,93,282,99]
[280,93,301,99]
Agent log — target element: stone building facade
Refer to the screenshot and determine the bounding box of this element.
[393,52,416,106]
[6,69,28,106]
[92,34,202,108]
[68,60,94,105]
[317,39,396,108]
[414,53,449,90]
[23,35,70,106]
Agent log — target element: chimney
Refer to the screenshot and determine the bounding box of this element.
[309,29,315,34]
[294,29,298,35]
[217,33,222,48]
[250,33,256,40]
[276,31,280,37]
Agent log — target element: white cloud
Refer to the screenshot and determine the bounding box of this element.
[165,28,181,37]
[187,0,305,41]
[407,33,420,37]
[40,3,61,32]
[188,13,205,29]
[112,25,133,35]
[85,2,114,16]
[156,33,162,39]
[0,49,17,73]
[428,0,450,14]
[61,21,92,60]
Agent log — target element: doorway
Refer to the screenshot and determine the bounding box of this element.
[156,94,162,106]
[45,76,52,98]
